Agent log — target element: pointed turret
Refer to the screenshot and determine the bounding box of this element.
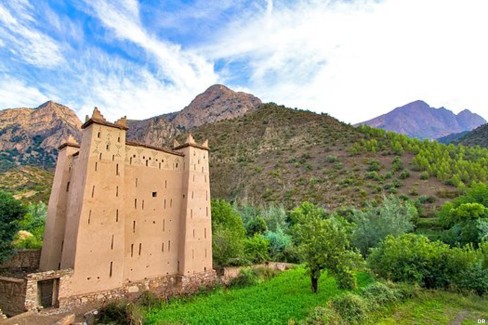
[173,139,181,149]
[58,134,80,150]
[201,139,209,149]
[92,107,106,121]
[185,133,196,145]
[114,116,127,128]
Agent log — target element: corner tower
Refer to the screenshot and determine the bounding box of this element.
[40,136,80,271]
[174,135,213,275]
[59,108,128,295]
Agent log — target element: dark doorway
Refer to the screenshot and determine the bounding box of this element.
[38,279,59,308]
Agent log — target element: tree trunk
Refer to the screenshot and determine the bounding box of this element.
[311,274,318,293]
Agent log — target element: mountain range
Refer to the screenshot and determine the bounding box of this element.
[0,85,467,210]
[358,100,486,139]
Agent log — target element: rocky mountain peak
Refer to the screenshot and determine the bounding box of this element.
[169,84,262,129]
[359,101,486,139]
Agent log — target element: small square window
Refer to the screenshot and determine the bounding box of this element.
[152,192,157,197]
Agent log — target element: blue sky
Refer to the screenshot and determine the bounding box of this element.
[0,0,487,123]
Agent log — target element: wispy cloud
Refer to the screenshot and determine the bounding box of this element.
[0,76,49,108]
[0,0,64,68]
[80,0,217,91]
[0,0,487,124]
[202,0,488,123]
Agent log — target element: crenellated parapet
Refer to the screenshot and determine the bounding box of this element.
[81,107,129,130]
[173,133,210,151]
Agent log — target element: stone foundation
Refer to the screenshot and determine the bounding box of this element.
[58,270,218,311]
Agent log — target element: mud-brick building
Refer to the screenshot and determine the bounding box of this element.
[0,108,215,316]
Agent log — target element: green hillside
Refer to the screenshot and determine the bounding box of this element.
[180,104,483,210]
[456,123,488,148]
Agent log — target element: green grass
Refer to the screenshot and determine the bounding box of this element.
[372,290,488,325]
[144,267,372,325]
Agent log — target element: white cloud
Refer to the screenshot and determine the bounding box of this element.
[0,77,49,108]
[0,0,64,68]
[82,0,217,92]
[202,0,488,123]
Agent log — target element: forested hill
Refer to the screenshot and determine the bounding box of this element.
[455,123,488,148]
[172,104,488,209]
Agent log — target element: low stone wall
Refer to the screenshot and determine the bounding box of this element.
[0,276,27,317]
[0,249,41,270]
[58,270,218,311]
[220,262,295,284]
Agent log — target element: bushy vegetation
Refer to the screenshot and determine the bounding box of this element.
[351,195,416,256]
[0,191,26,262]
[13,202,46,249]
[368,234,488,294]
[438,183,488,246]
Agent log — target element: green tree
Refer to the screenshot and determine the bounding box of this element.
[246,216,268,236]
[211,199,246,267]
[438,184,488,246]
[0,191,26,263]
[14,202,46,249]
[265,227,293,261]
[243,234,270,263]
[291,202,362,293]
[351,195,416,256]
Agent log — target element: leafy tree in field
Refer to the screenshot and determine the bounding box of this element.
[291,202,363,293]
[351,195,417,256]
[211,199,246,267]
[0,191,26,263]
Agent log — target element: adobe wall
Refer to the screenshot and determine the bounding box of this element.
[0,249,41,270]
[0,276,26,316]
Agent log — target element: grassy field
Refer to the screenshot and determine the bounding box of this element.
[373,290,488,325]
[144,267,372,324]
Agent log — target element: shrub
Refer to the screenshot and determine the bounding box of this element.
[325,155,339,163]
[420,171,429,180]
[351,195,416,256]
[391,156,403,172]
[360,282,399,308]
[368,234,488,292]
[329,293,368,324]
[246,216,268,236]
[212,200,246,267]
[399,169,410,179]
[368,160,381,172]
[243,234,270,264]
[264,228,292,261]
[0,191,26,263]
[455,261,488,295]
[136,291,160,308]
[253,266,280,281]
[97,301,143,325]
[300,306,341,325]
[230,267,259,287]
